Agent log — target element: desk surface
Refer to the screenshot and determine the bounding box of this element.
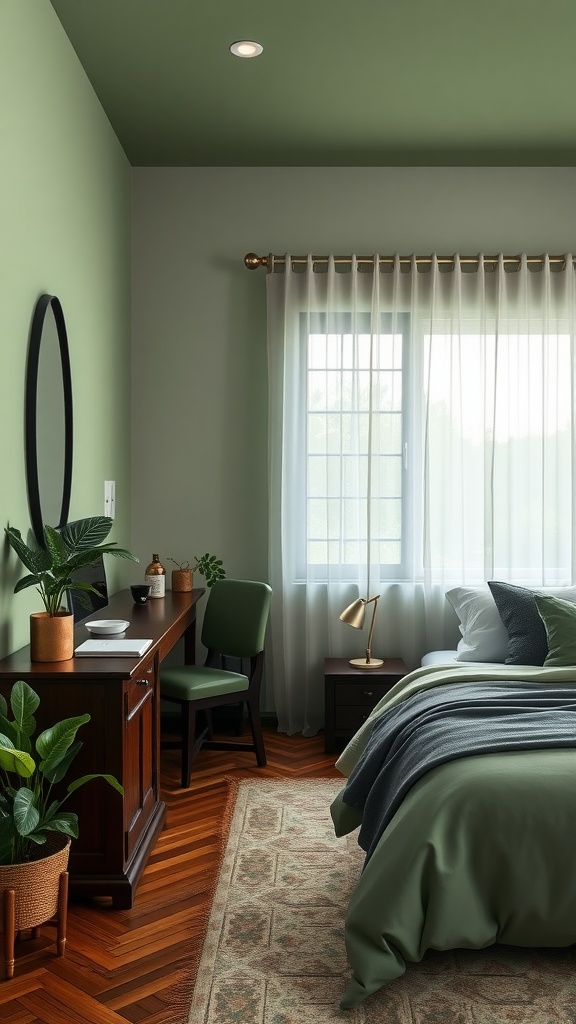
[0,588,205,678]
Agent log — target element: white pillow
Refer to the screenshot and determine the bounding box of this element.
[446,586,509,662]
[446,584,576,664]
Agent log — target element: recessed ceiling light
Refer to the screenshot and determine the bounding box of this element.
[229,40,263,58]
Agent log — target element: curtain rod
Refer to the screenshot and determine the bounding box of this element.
[244,252,573,270]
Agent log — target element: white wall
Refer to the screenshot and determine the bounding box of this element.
[131,167,576,669]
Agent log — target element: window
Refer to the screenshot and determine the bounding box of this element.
[300,314,573,586]
[302,313,410,579]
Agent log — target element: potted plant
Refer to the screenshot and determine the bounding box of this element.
[0,679,123,976]
[4,516,138,662]
[168,553,226,592]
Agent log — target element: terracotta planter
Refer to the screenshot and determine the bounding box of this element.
[171,569,193,592]
[29,611,74,662]
[0,834,70,978]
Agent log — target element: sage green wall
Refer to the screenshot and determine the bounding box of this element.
[131,166,576,689]
[131,166,576,580]
[0,0,132,657]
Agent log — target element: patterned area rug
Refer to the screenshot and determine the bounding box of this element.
[189,778,576,1023]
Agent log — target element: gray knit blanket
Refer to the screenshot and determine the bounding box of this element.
[341,681,576,864]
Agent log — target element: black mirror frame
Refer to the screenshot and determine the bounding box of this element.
[25,294,73,546]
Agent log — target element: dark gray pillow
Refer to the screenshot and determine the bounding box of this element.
[487,581,547,665]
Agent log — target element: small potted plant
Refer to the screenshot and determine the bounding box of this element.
[0,679,123,975]
[168,554,226,592]
[4,516,138,662]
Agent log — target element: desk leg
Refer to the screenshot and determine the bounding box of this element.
[183,618,197,665]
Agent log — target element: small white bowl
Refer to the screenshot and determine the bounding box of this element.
[85,619,130,635]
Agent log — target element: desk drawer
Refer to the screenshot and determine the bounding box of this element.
[125,657,156,718]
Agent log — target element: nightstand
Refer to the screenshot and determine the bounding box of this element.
[324,656,408,753]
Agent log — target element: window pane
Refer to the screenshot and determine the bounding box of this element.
[341,413,369,453]
[308,334,328,369]
[308,540,328,564]
[308,414,349,455]
[308,455,342,497]
[372,540,402,564]
[373,413,402,454]
[373,371,402,412]
[308,370,345,411]
[371,457,402,498]
[305,324,405,574]
[372,498,402,539]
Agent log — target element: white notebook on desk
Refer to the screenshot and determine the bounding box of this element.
[75,638,153,658]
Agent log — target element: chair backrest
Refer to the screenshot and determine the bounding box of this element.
[201,579,272,659]
[67,554,109,622]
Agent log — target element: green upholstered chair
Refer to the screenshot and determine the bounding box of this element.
[160,578,272,787]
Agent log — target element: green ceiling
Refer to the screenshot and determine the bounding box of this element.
[49,0,576,167]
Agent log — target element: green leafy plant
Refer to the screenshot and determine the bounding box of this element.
[168,553,226,588]
[0,679,123,865]
[4,516,138,616]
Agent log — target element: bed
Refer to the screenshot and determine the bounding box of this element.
[330,585,576,1009]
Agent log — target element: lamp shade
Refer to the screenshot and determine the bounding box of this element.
[339,598,367,629]
[339,594,384,668]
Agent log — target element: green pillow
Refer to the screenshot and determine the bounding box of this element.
[533,594,576,667]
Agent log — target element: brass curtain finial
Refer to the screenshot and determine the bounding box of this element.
[244,252,265,270]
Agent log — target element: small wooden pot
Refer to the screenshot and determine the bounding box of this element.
[30,611,74,663]
[171,569,193,593]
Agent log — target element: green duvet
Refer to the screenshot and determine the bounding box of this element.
[330,663,576,1008]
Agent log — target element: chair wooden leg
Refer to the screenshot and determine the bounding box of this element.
[246,696,267,766]
[182,703,197,788]
[205,709,214,740]
[235,701,245,736]
[2,889,15,980]
[57,871,68,957]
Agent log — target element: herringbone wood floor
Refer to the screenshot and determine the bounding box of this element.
[0,722,340,1023]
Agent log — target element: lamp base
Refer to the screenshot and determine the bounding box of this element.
[349,657,384,669]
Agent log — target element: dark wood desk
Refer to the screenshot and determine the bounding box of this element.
[0,589,204,908]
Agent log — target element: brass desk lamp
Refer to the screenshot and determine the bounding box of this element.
[340,595,384,668]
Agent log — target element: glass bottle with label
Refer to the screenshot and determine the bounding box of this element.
[144,553,166,598]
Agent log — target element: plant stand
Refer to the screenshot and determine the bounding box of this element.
[1,871,68,980]
[0,836,70,981]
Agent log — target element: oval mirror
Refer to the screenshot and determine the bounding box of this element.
[25,294,73,546]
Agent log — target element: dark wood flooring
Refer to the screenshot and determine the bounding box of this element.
[0,723,340,1023]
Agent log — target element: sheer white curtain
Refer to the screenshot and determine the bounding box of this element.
[266,254,576,735]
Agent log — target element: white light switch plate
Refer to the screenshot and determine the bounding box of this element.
[104,480,115,518]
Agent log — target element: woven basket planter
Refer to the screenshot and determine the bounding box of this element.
[0,834,70,979]
[171,569,193,592]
